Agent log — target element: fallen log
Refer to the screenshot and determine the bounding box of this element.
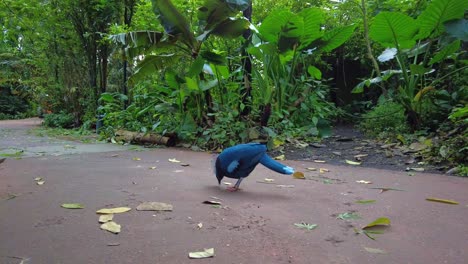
[115,130,177,147]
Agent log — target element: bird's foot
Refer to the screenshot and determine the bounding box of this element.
[226,186,241,192]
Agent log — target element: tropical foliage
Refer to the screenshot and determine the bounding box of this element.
[0,0,466,167]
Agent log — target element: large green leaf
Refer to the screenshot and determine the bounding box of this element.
[109,31,170,58]
[297,8,324,49]
[369,12,418,49]
[319,24,357,52]
[416,0,468,39]
[152,0,195,48]
[210,17,250,39]
[129,54,181,84]
[429,40,461,65]
[258,10,296,43]
[198,0,250,35]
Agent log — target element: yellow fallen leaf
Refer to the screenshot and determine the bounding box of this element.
[149,166,157,170]
[99,214,114,223]
[188,248,214,259]
[313,160,326,163]
[36,181,45,185]
[426,197,459,205]
[132,157,141,161]
[274,155,285,160]
[100,221,121,234]
[363,217,391,229]
[197,223,203,229]
[61,203,84,209]
[306,167,317,171]
[223,182,232,186]
[356,180,372,184]
[168,158,181,163]
[319,168,329,173]
[264,178,275,182]
[34,177,42,181]
[293,171,305,179]
[346,160,361,165]
[96,207,132,214]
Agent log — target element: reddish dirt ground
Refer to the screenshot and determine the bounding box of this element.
[1,119,467,264]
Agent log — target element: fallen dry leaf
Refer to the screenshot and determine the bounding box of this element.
[356,180,372,184]
[99,214,114,223]
[313,160,326,163]
[264,178,275,182]
[168,158,181,163]
[319,168,329,173]
[188,248,214,259]
[223,182,232,186]
[426,197,459,205]
[34,177,42,181]
[346,160,361,165]
[132,157,141,161]
[364,247,387,254]
[111,154,119,157]
[274,154,285,160]
[149,166,157,170]
[197,223,203,229]
[354,154,368,159]
[36,181,45,185]
[306,167,317,171]
[180,163,190,167]
[107,242,120,246]
[203,200,222,205]
[61,203,84,209]
[100,221,121,234]
[96,207,131,214]
[136,202,173,211]
[293,171,305,179]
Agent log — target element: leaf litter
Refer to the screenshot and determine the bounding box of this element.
[61,203,84,209]
[100,221,121,234]
[96,207,131,214]
[188,248,214,259]
[99,214,114,223]
[294,223,318,231]
[337,212,361,220]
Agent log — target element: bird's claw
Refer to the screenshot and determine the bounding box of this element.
[226,186,241,192]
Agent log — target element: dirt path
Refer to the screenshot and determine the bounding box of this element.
[1,119,467,264]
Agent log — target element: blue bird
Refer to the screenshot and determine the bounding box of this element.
[215,143,295,191]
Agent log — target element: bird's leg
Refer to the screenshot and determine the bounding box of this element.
[227,177,243,192]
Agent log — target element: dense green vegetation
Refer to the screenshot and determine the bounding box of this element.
[1,0,466,169]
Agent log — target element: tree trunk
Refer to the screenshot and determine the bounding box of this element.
[240,2,253,116]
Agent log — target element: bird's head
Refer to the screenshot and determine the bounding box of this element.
[215,157,224,184]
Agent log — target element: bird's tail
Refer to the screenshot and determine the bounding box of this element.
[259,154,294,175]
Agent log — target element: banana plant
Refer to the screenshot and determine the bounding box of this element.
[109,0,251,126]
[247,7,356,128]
[352,0,468,130]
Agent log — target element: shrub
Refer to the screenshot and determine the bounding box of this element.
[43,112,75,128]
[359,101,410,138]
